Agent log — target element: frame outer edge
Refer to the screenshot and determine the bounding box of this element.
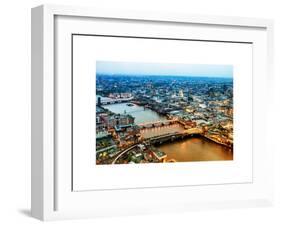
[43,3,272,28]
[31,4,274,220]
[43,5,56,220]
[31,5,56,221]
[31,5,44,220]
[266,21,274,205]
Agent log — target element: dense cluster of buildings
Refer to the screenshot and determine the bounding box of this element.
[96,75,233,164]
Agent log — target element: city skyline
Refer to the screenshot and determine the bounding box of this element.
[96,61,233,78]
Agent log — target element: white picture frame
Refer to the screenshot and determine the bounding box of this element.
[31,4,274,221]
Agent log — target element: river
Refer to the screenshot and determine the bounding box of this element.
[102,102,233,162]
[102,102,166,124]
[156,137,233,162]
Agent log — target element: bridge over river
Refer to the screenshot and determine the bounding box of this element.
[111,127,203,164]
[147,128,203,145]
[138,119,177,128]
[97,96,134,105]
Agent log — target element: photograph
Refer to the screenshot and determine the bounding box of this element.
[96,61,233,164]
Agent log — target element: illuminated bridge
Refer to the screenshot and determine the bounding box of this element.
[97,97,134,105]
[111,128,203,164]
[137,119,177,129]
[147,128,203,145]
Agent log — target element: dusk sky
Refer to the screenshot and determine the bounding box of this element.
[96,61,233,78]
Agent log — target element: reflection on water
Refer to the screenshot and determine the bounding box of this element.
[157,137,233,162]
[102,103,166,124]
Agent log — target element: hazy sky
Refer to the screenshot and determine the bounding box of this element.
[96,61,233,78]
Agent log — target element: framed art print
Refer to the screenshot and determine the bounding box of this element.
[31,5,274,220]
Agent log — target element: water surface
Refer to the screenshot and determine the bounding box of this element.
[103,103,166,124]
[157,137,233,162]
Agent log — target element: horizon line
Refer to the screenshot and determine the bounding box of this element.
[96,73,233,79]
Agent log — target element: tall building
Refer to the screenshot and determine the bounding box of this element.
[101,114,135,128]
[179,89,184,98]
[97,96,102,106]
